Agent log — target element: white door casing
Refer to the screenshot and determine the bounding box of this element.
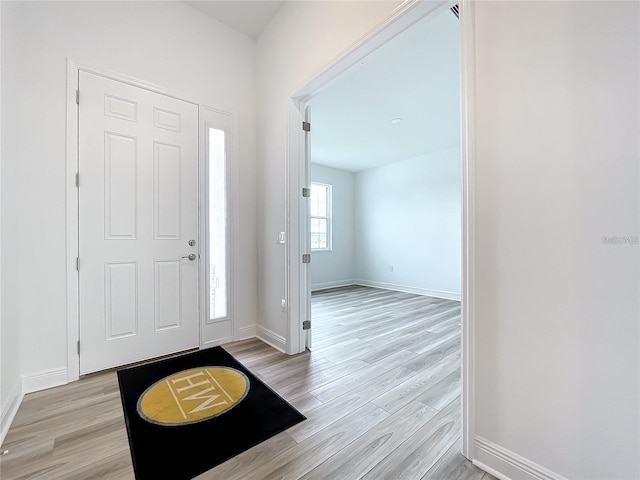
[78,71,199,374]
[303,105,312,350]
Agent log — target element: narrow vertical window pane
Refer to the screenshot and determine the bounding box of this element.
[209,128,227,320]
[310,182,332,251]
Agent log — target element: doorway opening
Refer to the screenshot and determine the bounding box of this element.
[287,0,473,462]
[306,2,462,339]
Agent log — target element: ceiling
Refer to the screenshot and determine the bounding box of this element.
[183,2,459,173]
[184,1,284,38]
[310,8,460,172]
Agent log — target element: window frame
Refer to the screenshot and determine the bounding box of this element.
[310,182,333,252]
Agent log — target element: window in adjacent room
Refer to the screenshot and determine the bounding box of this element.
[310,182,332,251]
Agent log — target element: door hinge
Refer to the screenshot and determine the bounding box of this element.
[302,187,310,198]
[75,173,79,188]
[302,254,311,264]
[302,121,311,132]
[76,257,80,271]
[303,320,311,330]
[75,89,79,105]
[77,340,80,355]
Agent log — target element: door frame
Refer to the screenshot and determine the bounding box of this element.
[65,60,235,381]
[285,0,476,459]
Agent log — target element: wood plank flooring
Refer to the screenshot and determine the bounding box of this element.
[0,285,493,479]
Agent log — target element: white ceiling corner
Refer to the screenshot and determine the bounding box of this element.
[184,0,284,39]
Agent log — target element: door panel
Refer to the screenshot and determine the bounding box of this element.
[79,72,199,374]
[105,262,138,338]
[104,132,137,239]
[154,142,182,239]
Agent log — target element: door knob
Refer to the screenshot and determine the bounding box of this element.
[182,253,197,261]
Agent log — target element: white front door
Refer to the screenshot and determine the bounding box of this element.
[78,71,199,374]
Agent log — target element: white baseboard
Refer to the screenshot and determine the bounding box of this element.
[354,279,461,301]
[0,381,24,447]
[473,460,513,480]
[236,324,257,340]
[311,280,357,292]
[22,367,68,395]
[256,326,286,353]
[474,436,568,480]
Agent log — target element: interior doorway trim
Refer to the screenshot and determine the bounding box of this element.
[459,0,477,462]
[285,0,476,459]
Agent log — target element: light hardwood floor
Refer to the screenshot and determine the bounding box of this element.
[0,285,493,480]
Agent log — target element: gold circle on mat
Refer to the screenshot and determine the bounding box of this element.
[137,366,249,426]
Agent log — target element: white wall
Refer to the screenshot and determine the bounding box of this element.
[0,0,21,446]
[261,1,639,478]
[2,1,257,384]
[472,2,639,479]
[256,0,402,349]
[310,164,356,290]
[311,148,461,298]
[354,148,460,299]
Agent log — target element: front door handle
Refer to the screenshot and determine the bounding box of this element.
[182,253,197,261]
